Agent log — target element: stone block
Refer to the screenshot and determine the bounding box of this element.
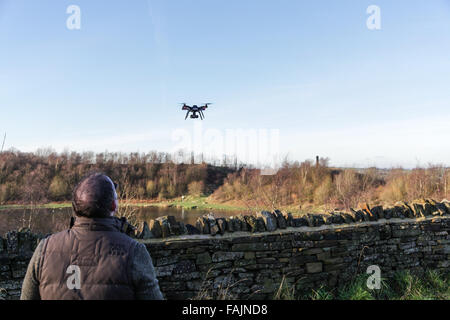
[136,221,154,239]
[257,211,277,232]
[212,251,244,262]
[216,218,227,235]
[273,210,287,229]
[306,262,323,273]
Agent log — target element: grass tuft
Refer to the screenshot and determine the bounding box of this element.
[295,270,449,300]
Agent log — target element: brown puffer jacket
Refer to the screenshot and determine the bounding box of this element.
[38,217,139,300]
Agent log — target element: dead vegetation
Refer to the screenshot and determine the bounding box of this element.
[1,150,449,213]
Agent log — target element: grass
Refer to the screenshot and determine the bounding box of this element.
[191,268,244,300]
[0,202,72,210]
[112,195,248,211]
[165,196,248,211]
[154,196,334,215]
[0,196,248,212]
[273,276,297,300]
[274,270,450,300]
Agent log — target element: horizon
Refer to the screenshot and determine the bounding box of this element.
[1,1,450,169]
[2,146,449,171]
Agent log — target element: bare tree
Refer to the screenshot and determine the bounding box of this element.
[1,133,5,152]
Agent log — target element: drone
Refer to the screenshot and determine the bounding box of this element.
[181,103,212,120]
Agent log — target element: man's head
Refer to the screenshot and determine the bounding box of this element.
[72,173,118,218]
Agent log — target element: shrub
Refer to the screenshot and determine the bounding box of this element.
[188,181,204,197]
[146,180,157,198]
[314,176,334,204]
[333,169,362,209]
[48,176,69,201]
[0,183,14,204]
[167,183,177,198]
[380,176,407,203]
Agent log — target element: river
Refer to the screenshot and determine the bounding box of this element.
[0,206,248,235]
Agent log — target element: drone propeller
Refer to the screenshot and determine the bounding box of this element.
[199,103,212,111]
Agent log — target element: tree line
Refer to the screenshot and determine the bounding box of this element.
[1,149,449,210]
[211,158,450,210]
[0,149,234,204]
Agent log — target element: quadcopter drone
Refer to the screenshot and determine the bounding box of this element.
[181,103,212,120]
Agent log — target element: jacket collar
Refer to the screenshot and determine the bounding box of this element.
[71,216,122,232]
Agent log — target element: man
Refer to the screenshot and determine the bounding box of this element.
[20,172,164,300]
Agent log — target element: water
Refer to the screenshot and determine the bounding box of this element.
[0,206,248,235]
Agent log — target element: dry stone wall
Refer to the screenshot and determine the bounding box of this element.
[145,215,450,299]
[0,199,449,300]
[0,230,43,300]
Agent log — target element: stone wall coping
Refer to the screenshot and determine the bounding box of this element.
[140,216,449,245]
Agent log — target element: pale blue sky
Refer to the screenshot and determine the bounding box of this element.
[1,0,450,168]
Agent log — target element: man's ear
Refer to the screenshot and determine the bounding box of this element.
[111,200,116,212]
